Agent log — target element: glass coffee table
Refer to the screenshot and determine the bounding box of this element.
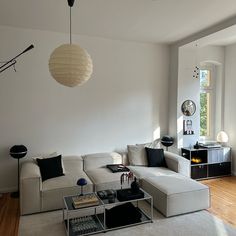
[63,188,153,236]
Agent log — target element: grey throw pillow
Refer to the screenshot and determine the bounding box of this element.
[127,144,148,166]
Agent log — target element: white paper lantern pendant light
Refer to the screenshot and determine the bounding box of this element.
[49,0,93,87]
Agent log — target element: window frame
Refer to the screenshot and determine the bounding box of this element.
[199,65,215,140]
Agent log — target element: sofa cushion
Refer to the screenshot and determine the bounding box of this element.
[83,152,122,171]
[85,168,130,191]
[41,171,93,211]
[37,155,64,181]
[127,144,148,166]
[145,148,167,167]
[128,166,177,179]
[62,155,84,172]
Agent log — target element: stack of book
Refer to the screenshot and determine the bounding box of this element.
[72,193,99,209]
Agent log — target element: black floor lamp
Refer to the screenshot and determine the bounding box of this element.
[161,135,174,151]
[10,145,27,198]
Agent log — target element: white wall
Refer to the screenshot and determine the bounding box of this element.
[169,17,236,174]
[177,45,224,148]
[225,43,236,175]
[168,45,179,154]
[177,47,200,148]
[0,26,169,192]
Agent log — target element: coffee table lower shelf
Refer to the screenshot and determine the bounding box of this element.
[64,209,152,236]
[64,214,104,236]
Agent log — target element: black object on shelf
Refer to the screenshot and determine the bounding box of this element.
[131,177,140,193]
[161,135,174,151]
[105,202,142,228]
[117,188,144,202]
[193,141,200,149]
[106,164,130,173]
[97,189,116,201]
[10,145,27,198]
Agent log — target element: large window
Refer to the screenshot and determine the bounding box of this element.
[200,69,212,137]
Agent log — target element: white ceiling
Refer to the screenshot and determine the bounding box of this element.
[1,0,236,44]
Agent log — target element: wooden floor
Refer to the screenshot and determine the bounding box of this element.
[201,176,236,227]
[0,193,19,236]
[0,177,235,236]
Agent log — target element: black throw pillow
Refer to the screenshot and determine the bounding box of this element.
[37,155,64,181]
[145,148,167,167]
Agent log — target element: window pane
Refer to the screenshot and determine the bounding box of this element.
[200,92,210,136]
[200,70,211,88]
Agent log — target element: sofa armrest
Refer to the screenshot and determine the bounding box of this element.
[20,161,42,215]
[164,151,190,177]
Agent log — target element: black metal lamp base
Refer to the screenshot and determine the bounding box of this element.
[11,191,19,198]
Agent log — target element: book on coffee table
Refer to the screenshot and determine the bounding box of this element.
[72,193,99,209]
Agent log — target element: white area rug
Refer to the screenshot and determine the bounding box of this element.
[19,206,236,236]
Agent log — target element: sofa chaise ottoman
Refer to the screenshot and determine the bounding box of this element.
[141,175,210,217]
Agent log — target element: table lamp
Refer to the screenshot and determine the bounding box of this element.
[77,178,87,196]
[217,131,229,146]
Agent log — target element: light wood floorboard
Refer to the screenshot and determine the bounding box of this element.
[0,177,235,235]
[201,176,236,227]
[0,193,19,236]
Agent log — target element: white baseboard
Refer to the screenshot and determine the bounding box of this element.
[232,171,236,176]
[0,186,17,193]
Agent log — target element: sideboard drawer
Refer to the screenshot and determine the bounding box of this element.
[208,162,231,177]
[191,165,207,179]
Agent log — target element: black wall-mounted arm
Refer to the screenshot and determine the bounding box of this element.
[0,44,34,74]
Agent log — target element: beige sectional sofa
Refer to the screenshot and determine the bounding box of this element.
[20,150,209,217]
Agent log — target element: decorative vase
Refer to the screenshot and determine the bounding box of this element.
[131,177,139,193]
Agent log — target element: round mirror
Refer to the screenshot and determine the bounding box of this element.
[181,100,196,116]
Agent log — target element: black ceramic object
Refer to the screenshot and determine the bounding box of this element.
[131,177,140,193]
[194,141,200,149]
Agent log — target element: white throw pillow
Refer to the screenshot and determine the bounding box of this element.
[32,152,66,174]
[127,144,148,166]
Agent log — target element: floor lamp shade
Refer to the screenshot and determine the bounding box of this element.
[161,135,174,151]
[49,44,93,87]
[10,145,27,159]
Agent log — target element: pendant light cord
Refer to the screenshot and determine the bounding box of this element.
[70,6,72,44]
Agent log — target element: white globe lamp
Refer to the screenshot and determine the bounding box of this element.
[216,131,229,144]
[49,44,93,87]
[48,0,93,87]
